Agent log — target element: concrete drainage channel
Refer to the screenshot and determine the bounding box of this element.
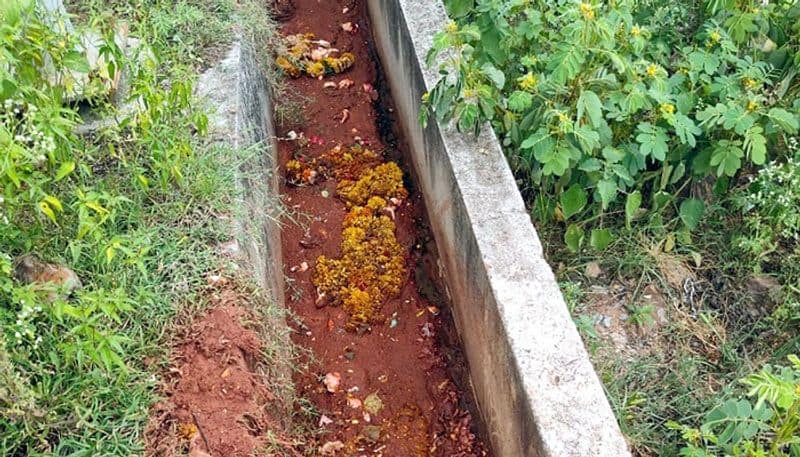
[200,1,630,456]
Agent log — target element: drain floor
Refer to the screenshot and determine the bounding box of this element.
[276,1,490,455]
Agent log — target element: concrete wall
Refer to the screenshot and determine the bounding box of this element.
[197,41,285,302]
[366,2,631,456]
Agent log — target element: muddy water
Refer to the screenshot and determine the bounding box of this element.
[276,1,490,456]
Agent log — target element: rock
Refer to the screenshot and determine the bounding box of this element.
[655,253,695,291]
[746,275,782,306]
[585,261,603,279]
[13,254,82,302]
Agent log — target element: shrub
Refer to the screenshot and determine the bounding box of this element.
[668,354,800,456]
[424,0,800,242]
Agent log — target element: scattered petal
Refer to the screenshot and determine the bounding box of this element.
[323,81,337,89]
[338,78,354,89]
[320,440,345,455]
[421,322,435,338]
[347,396,362,409]
[319,414,334,427]
[177,423,197,440]
[323,372,341,393]
[290,262,309,272]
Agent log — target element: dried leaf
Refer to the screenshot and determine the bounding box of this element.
[363,393,383,415]
[360,425,381,443]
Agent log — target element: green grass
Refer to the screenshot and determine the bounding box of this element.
[552,197,800,456]
[0,1,300,455]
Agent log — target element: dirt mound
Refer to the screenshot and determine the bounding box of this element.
[146,278,300,457]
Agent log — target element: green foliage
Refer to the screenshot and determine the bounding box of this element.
[426,0,800,241]
[0,0,282,454]
[669,355,800,456]
[732,155,800,325]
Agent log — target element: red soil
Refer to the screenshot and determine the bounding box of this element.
[278,1,490,456]
[146,278,299,457]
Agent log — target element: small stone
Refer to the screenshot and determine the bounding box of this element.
[746,274,782,305]
[585,261,603,279]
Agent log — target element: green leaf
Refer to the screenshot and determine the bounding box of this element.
[596,179,618,209]
[725,11,758,43]
[743,126,767,165]
[445,0,474,17]
[590,229,613,251]
[679,198,705,230]
[507,91,533,112]
[481,63,505,89]
[688,50,720,74]
[602,146,625,163]
[457,103,479,133]
[536,141,572,176]
[561,184,588,220]
[63,51,91,74]
[55,161,75,181]
[547,46,585,85]
[668,113,701,147]
[710,141,744,177]
[573,125,601,152]
[43,195,63,212]
[577,90,603,127]
[636,123,669,161]
[767,108,798,133]
[38,201,57,224]
[625,191,642,228]
[565,224,585,253]
[578,158,602,172]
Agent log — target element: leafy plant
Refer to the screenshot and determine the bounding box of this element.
[425,0,800,242]
[669,355,800,456]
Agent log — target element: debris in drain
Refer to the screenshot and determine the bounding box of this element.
[276,33,355,79]
[323,372,341,393]
[275,3,491,454]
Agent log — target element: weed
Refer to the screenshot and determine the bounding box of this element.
[0,0,303,454]
[628,304,656,328]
